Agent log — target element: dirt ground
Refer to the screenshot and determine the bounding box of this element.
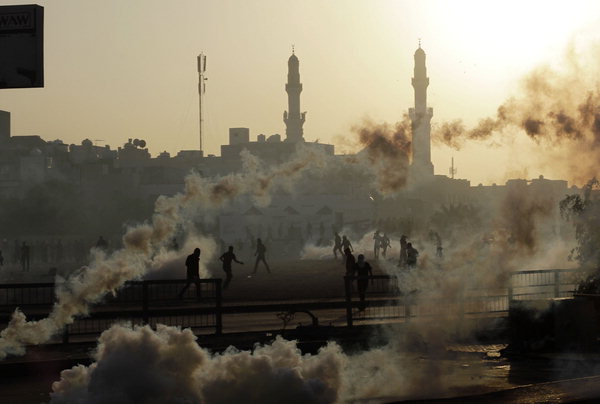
[207,257,392,302]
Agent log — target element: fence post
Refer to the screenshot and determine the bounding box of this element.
[554,270,560,298]
[142,281,149,324]
[215,279,223,335]
[62,326,69,344]
[344,276,353,327]
[508,272,514,304]
[404,295,411,322]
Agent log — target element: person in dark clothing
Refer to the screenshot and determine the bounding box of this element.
[406,242,419,268]
[381,233,391,258]
[333,232,343,259]
[251,238,270,275]
[220,246,243,289]
[353,254,373,311]
[56,239,64,263]
[341,235,353,252]
[178,248,202,300]
[95,236,108,251]
[373,230,381,260]
[20,241,30,271]
[399,235,407,268]
[344,247,356,276]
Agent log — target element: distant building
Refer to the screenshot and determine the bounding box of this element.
[283,51,306,142]
[0,110,9,144]
[409,44,434,180]
[0,47,579,249]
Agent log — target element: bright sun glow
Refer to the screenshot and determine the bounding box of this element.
[432,1,599,69]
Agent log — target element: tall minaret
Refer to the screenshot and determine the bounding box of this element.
[283,49,306,142]
[409,43,434,178]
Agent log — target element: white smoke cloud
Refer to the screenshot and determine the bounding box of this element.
[50,324,344,404]
[49,322,502,403]
[0,146,331,360]
[0,120,582,403]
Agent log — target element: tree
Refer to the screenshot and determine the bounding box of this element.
[559,178,600,292]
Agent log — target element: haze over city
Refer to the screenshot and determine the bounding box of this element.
[2,0,600,185]
[5,2,600,403]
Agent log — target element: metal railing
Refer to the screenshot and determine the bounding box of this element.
[0,282,55,308]
[0,269,586,341]
[0,279,222,341]
[508,268,581,301]
[344,269,583,326]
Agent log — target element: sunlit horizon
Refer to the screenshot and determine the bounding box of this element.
[2,0,600,186]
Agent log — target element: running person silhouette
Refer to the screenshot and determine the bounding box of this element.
[178,248,202,300]
[333,232,343,259]
[220,246,244,289]
[251,238,271,274]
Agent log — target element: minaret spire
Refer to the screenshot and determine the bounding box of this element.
[283,50,305,142]
[409,43,434,178]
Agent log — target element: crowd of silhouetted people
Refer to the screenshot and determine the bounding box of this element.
[0,235,115,273]
[175,229,426,313]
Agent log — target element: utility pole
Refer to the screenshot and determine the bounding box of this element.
[449,157,457,179]
[197,53,207,153]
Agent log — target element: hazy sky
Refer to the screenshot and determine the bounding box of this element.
[1,0,600,185]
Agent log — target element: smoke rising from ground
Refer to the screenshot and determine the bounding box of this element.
[433,43,600,184]
[0,124,417,359]
[49,322,502,404]
[0,146,328,359]
[50,325,344,404]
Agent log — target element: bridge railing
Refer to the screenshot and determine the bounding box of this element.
[508,268,582,301]
[0,282,55,308]
[0,269,585,340]
[344,269,584,326]
[0,279,223,341]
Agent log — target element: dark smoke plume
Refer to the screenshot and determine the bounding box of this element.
[352,115,412,193]
[432,43,600,184]
[499,185,554,253]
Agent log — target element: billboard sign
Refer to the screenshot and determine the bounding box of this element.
[0,4,44,89]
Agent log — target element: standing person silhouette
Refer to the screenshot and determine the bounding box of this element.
[344,247,356,276]
[178,248,202,300]
[406,242,419,268]
[399,235,408,268]
[220,246,244,289]
[341,235,353,253]
[20,241,30,271]
[95,236,108,251]
[373,230,381,260]
[332,232,343,259]
[353,254,373,311]
[381,233,391,258]
[251,238,270,275]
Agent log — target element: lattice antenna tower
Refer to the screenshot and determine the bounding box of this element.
[449,157,457,179]
[198,53,207,152]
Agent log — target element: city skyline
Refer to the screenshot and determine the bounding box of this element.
[1,0,600,186]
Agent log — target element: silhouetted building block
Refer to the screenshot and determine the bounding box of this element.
[229,128,250,145]
[0,110,9,144]
[0,5,44,88]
